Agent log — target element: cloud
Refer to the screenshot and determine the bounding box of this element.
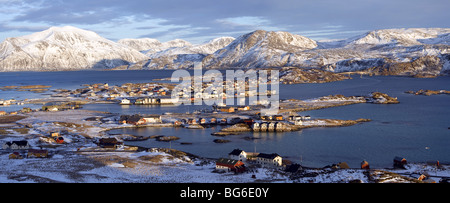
[214,16,287,37]
[0,0,448,43]
[216,16,270,27]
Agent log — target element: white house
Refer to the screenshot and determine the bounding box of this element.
[260,122,268,131]
[268,122,276,131]
[228,149,247,162]
[256,153,282,168]
[252,122,260,131]
[120,98,131,105]
[159,98,176,104]
[137,115,162,124]
[3,140,30,150]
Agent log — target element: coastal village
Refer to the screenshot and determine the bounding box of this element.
[0,79,449,183]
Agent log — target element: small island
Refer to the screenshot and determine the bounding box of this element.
[405,89,450,96]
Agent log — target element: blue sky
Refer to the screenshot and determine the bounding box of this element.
[0,0,449,44]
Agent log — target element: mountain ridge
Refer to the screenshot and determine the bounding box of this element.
[0,26,149,71]
[0,26,449,77]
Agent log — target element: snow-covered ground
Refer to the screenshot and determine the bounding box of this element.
[0,149,289,183]
[1,109,449,183]
[2,145,449,183]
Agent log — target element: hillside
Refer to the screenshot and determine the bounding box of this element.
[0,26,149,71]
[201,30,318,69]
[1,26,449,77]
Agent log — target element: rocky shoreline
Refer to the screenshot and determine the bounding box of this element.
[405,89,450,96]
[279,67,351,84]
[217,118,372,134]
[4,77,448,183]
[1,101,448,183]
[279,92,399,113]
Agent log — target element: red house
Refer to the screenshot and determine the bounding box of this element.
[393,156,407,168]
[361,160,370,169]
[55,136,64,144]
[215,158,245,173]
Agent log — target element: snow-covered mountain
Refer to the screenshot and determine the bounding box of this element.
[117,38,192,54]
[117,38,162,52]
[349,28,450,46]
[0,26,149,71]
[201,30,318,69]
[146,37,235,57]
[316,28,450,76]
[139,37,235,69]
[1,26,449,77]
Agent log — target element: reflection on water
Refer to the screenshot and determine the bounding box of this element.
[1,71,450,168]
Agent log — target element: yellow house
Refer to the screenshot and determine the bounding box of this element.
[9,152,23,159]
[237,106,250,111]
[220,107,235,113]
[51,132,60,137]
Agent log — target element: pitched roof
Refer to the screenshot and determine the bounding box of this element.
[28,149,48,154]
[99,138,120,144]
[394,156,406,162]
[12,140,29,146]
[257,153,280,159]
[119,114,142,122]
[216,158,241,166]
[144,114,161,118]
[228,149,244,156]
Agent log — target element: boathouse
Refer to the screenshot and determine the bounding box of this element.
[260,122,268,131]
[219,118,227,124]
[252,122,260,131]
[199,118,207,124]
[268,122,276,131]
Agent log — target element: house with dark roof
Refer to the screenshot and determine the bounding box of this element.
[2,140,30,150]
[119,114,143,125]
[215,158,246,173]
[256,153,282,168]
[27,149,49,158]
[228,149,247,162]
[98,138,123,149]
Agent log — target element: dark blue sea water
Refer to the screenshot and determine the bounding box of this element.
[1,70,449,168]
